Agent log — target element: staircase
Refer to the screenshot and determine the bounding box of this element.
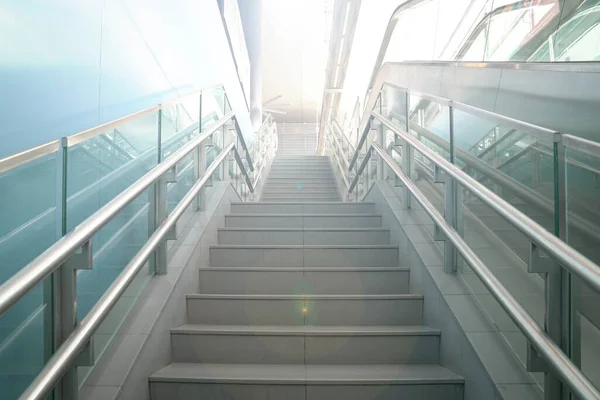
[262,156,341,202]
[149,153,464,399]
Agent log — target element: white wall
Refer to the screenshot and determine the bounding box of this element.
[0,0,252,158]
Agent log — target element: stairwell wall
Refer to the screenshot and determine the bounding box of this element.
[0,0,253,159]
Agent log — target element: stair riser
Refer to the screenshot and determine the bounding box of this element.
[263,187,337,192]
[150,382,464,400]
[230,203,376,214]
[260,180,336,184]
[260,198,342,203]
[262,192,340,197]
[258,185,338,191]
[186,297,423,325]
[171,333,440,364]
[197,269,409,294]
[268,174,335,178]
[224,215,382,228]
[209,247,398,268]
[218,230,389,245]
[260,196,341,201]
[270,164,332,168]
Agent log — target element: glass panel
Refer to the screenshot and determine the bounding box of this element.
[66,112,159,233]
[162,94,201,160]
[0,278,53,400]
[76,187,154,386]
[452,108,556,240]
[381,84,407,128]
[64,111,159,386]
[566,143,600,387]
[0,152,57,399]
[456,180,545,387]
[409,94,451,162]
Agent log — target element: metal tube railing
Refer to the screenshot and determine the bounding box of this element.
[0,112,234,317]
[19,143,237,400]
[370,111,600,295]
[353,142,600,400]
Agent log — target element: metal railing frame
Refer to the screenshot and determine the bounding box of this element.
[0,87,270,399]
[349,140,600,400]
[337,86,600,398]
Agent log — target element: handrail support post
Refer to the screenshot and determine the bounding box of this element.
[435,166,459,273]
[155,166,176,275]
[374,119,384,180]
[56,240,93,400]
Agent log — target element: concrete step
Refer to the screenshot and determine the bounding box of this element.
[269,168,334,173]
[209,245,398,268]
[217,228,389,245]
[261,196,341,202]
[170,325,441,365]
[268,173,335,178]
[150,364,464,400]
[270,163,332,168]
[258,182,338,189]
[267,177,337,183]
[197,267,409,294]
[230,202,376,214]
[224,214,382,228]
[262,189,340,196]
[186,294,423,326]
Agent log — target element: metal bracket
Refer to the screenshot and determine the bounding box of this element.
[528,243,559,274]
[166,223,177,241]
[434,165,449,183]
[527,342,548,372]
[74,338,95,367]
[65,241,93,270]
[164,165,178,183]
[434,225,446,242]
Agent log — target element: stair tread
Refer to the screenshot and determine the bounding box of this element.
[210,244,397,249]
[227,213,381,217]
[187,294,422,300]
[197,266,409,271]
[172,324,440,336]
[231,202,375,205]
[219,227,388,232]
[150,363,464,384]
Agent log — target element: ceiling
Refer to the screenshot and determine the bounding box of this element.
[261,0,330,123]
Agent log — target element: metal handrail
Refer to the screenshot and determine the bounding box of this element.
[19,143,239,400]
[349,82,561,172]
[371,111,600,295]
[0,85,231,175]
[563,133,600,159]
[0,112,234,318]
[350,141,600,400]
[384,113,600,243]
[0,140,59,174]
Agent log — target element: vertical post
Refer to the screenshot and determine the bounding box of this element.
[401,91,412,209]
[149,110,163,273]
[444,177,457,274]
[556,134,573,400]
[51,137,68,399]
[375,120,383,180]
[223,119,232,180]
[155,174,168,275]
[366,149,373,198]
[197,93,207,211]
[532,150,541,188]
[449,105,463,269]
